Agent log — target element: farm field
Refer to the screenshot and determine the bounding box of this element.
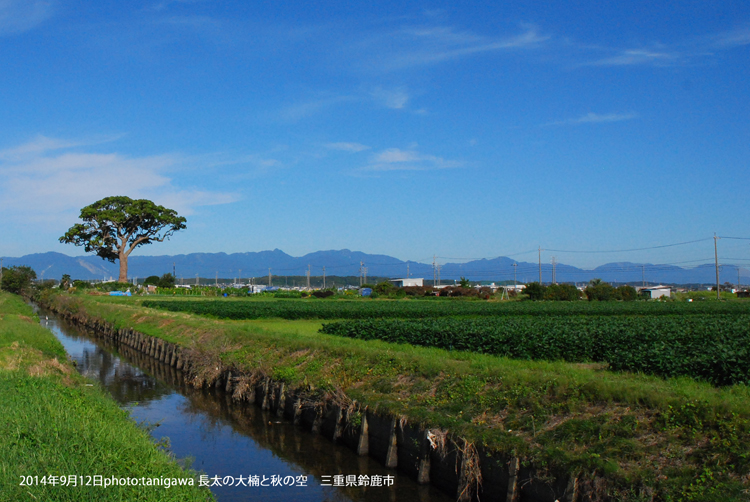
[143,296,750,385]
[320,315,750,385]
[142,296,750,319]
[41,292,750,500]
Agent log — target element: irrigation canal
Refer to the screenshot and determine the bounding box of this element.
[32,303,453,502]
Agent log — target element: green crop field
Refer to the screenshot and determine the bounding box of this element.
[142,297,750,320]
[320,315,750,385]
[139,296,750,385]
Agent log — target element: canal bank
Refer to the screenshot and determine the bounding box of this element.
[0,292,213,502]
[37,292,750,501]
[40,299,523,501]
[35,301,453,502]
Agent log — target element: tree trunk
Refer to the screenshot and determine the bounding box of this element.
[118,252,128,283]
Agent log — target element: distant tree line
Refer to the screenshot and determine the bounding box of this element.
[524,279,638,301]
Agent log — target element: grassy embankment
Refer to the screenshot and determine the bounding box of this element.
[0,292,212,502]
[46,292,750,501]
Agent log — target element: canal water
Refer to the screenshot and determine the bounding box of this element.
[33,304,452,502]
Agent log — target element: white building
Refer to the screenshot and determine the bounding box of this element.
[638,285,671,299]
[390,278,424,287]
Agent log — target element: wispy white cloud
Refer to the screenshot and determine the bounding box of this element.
[278,95,358,121]
[355,147,464,173]
[577,26,750,68]
[370,87,409,109]
[356,24,549,72]
[713,26,750,48]
[0,136,238,225]
[583,49,679,67]
[0,134,124,161]
[279,86,414,121]
[0,0,54,36]
[325,142,370,152]
[149,0,207,12]
[543,112,639,127]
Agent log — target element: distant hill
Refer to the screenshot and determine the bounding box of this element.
[1,249,746,286]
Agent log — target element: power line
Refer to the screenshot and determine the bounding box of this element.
[544,238,712,254]
[436,249,538,260]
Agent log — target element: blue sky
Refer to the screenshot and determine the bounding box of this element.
[1,0,749,269]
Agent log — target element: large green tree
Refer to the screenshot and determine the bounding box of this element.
[59,196,186,283]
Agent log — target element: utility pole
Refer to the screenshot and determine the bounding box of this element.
[306,264,311,290]
[433,255,436,287]
[552,257,557,285]
[360,261,364,287]
[215,272,218,287]
[538,246,542,284]
[195,274,199,287]
[268,268,272,287]
[173,262,176,280]
[715,234,721,300]
[437,264,441,287]
[407,263,409,279]
[239,269,242,286]
[323,266,326,289]
[513,263,517,291]
[364,266,367,285]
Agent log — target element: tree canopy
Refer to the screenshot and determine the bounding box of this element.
[59,196,186,283]
[144,273,176,289]
[1,266,37,294]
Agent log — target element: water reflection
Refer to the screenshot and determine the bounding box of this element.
[34,306,450,502]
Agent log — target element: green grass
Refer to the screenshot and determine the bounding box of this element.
[41,292,750,500]
[0,292,213,502]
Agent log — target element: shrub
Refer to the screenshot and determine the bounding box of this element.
[373,281,396,295]
[96,282,133,292]
[273,290,303,298]
[524,282,545,301]
[615,285,638,301]
[585,280,616,301]
[72,280,91,289]
[544,284,581,301]
[157,273,176,288]
[0,266,37,294]
[403,286,435,297]
[144,276,161,286]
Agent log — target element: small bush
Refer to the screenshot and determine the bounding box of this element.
[96,282,133,292]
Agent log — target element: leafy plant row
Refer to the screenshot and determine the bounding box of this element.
[320,315,750,385]
[142,298,750,320]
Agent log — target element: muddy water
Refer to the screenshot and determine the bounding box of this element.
[33,305,452,502]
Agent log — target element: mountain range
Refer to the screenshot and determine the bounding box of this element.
[1,250,747,286]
